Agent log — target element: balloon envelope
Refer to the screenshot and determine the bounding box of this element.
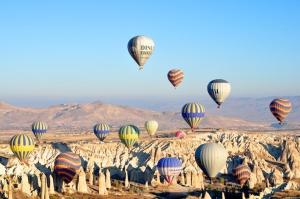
[128,35,155,69]
[144,120,158,137]
[269,98,292,124]
[54,152,81,184]
[157,157,182,184]
[119,125,140,149]
[207,79,231,108]
[195,143,228,178]
[175,131,186,139]
[233,164,251,186]
[168,69,184,88]
[93,123,110,142]
[32,121,48,141]
[181,103,205,130]
[10,134,35,161]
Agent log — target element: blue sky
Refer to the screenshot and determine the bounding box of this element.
[0,1,299,107]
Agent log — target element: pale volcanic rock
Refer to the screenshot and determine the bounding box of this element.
[77,168,88,193]
[1,130,300,197]
[21,173,31,195]
[269,168,283,186]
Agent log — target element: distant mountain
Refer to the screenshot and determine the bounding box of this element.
[0,101,264,131]
[132,96,300,123]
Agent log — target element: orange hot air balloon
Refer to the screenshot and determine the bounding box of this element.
[269,98,292,124]
[233,164,251,186]
[167,69,184,88]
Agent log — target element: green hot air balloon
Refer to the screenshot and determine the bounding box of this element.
[119,125,140,149]
[10,134,35,162]
[207,79,231,108]
[195,143,228,179]
[144,120,158,137]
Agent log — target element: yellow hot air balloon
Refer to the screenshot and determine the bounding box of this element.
[10,134,35,162]
[119,125,140,149]
[145,120,158,137]
[127,35,155,70]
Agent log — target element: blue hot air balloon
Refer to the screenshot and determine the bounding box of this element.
[157,157,182,184]
[181,103,205,131]
[93,123,110,142]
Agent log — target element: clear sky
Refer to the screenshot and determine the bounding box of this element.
[0,1,299,106]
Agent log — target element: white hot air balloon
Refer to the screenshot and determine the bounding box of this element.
[207,79,231,108]
[127,35,155,70]
[195,143,228,179]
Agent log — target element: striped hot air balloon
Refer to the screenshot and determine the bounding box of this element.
[10,134,35,161]
[181,103,205,131]
[54,152,81,184]
[145,120,158,137]
[207,79,231,108]
[31,121,48,141]
[269,98,292,124]
[195,143,228,179]
[157,157,182,184]
[128,35,155,70]
[175,130,186,139]
[167,69,184,88]
[119,125,140,149]
[233,164,251,186]
[93,123,110,142]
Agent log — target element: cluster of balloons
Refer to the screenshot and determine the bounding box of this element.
[128,35,293,128]
[7,36,293,186]
[157,142,229,185]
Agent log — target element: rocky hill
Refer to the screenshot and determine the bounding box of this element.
[0,101,263,131]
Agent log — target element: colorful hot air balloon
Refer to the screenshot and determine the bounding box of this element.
[145,120,158,137]
[119,125,140,149]
[167,69,184,88]
[181,103,205,131]
[207,79,231,108]
[233,164,251,186]
[10,134,35,162]
[127,35,155,70]
[54,152,81,184]
[269,98,292,124]
[93,123,110,142]
[175,130,186,139]
[195,143,228,178]
[31,121,48,141]
[157,157,182,184]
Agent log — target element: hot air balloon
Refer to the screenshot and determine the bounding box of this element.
[145,120,158,137]
[269,98,292,124]
[181,103,205,131]
[233,164,251,186]
[167,69,184,88]
[93,123,110,142]
[207,79,231,108]
[31,121,48,141]
[175,130,186,139]
[127,35,155,70]
[119,125,140,149]
[157,157,182,184]
[10,134,35,162]
[195,143,228,179]
[54,152,81,184]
